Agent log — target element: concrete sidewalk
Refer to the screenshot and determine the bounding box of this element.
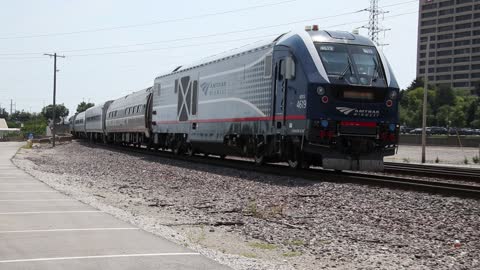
[0,142,230,270]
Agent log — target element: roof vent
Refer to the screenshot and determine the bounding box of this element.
[324,31,355,40]
[172,66,182,72]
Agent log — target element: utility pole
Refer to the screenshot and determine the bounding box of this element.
[361,0,390,47]
[10,99,13,115]
[421,37,430,164]
[44,53,65,147]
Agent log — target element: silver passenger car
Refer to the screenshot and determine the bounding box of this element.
[85,101,113,142]
[72,111,86,138]
[105,87,153,144]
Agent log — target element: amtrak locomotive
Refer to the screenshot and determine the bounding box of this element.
[71,26,399,172]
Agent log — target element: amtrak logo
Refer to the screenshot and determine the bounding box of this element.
[200,82,209,95]
[336,107,356,115]
[200,81,226,96]
[336,107,380,117]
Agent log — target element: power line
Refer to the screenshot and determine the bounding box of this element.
[0,0,297,40]
[0,11,366,57]
[0,9,418,60]
[0,0,418,57]
[67,10,418,58]
[68,34,281,57]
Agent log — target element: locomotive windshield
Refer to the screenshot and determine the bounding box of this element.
[315,43,386,87]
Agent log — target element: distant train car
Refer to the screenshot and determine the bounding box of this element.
[72,111,86,138]
[105,87,153,145]
[68,115,75,136]
[85,101,113,142]
[151,27,399,171]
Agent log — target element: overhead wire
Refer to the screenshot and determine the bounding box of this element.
[0,1,419,60]
[0,0,419,57]
[0,0,297,40]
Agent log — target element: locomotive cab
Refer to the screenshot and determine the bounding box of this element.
[275,28,399,171]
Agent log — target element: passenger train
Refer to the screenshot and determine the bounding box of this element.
[70,27,399,171]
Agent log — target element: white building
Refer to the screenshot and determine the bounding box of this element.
[0,118,21,139]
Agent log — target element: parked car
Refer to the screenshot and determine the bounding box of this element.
[460,128,475,135]
[400,126,414,134]
[429,126,448,135]
[410,128,425,135]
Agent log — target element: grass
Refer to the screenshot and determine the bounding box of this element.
[245,199,259,217]
[20,140,33,149]
[282,251,302,257]
[186,227,206,244]
[240,252,257,258]
[249,242,277,250]
[244,199,284,219]
[285,239,305,246]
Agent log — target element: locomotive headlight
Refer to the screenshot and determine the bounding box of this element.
[389,124,396,132]
[316,86,326,96]
[388,90,398,100]
[321,120,329,128]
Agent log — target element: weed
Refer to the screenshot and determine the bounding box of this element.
[267,205,284,218]
[473,155,479,164]
[403,158,410,163]
[464,157,469,164]
[240,252,257,258]
[249,242,277,250]
[287,239,305,246]
[435,157,440,163]
[282,251,302,257]
[186,228,206,244]
[245,199,260,217]
[21,141,33,149]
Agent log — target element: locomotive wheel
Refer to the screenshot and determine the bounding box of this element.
[287,149,310,169]
[186,144,195,157]
[173,141,184,155]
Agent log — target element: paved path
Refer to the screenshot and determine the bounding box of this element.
[0,142,230,270]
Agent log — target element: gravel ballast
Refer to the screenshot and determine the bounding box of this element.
[13,141,480,270]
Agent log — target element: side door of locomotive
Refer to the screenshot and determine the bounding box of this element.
[272,48,294,134]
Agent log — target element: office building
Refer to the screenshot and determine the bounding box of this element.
[417,0,480,89]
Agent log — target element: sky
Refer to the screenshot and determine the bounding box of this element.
[0,0,419,115]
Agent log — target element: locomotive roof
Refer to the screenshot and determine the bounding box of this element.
[304,30,376,47]
[154,29,376,79]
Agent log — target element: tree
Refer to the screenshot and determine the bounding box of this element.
[0,108,8,119]
[9,110,32,123]
[405,77,424,91]
[435,85,455,108]
[41,104,69,123]
[399,87,436,127]
[76,102,94,113]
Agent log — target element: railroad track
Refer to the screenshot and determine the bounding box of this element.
[81,142,480,199]
[385,162,480,182]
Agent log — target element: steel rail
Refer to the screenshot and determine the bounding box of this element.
[384,162,480,182]
[79,142,480,199]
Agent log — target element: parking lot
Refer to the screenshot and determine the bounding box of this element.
[0,142,229,270]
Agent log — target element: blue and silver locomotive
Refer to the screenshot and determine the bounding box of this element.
[74,26,399,171]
